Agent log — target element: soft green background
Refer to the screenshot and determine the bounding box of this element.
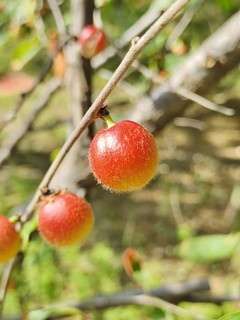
[0,0,240,319]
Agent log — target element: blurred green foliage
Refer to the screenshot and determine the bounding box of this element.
[177,234,240,263]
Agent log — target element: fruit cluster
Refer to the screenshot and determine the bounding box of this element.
[0,110,158,262]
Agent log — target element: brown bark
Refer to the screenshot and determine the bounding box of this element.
[50,0,95,194]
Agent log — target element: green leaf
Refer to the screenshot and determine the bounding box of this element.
[11,36,42,70]
[179,302,223,319]
[50,148,61,163]
[218,311,240,320]
[20,216,38,251]
[177,223,195,241]
[215,0,236,11]
[29,309,51,320]
[177,234,240,263]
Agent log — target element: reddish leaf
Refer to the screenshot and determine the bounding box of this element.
[0,73,35,95]
[122,247,142,278]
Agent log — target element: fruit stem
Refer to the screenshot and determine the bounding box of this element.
[103,114,115,128]
[9,215,20,223]
[98,106,115,128]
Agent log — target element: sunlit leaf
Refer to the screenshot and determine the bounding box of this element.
[177,223,195,241]
[215,0,236,11]
[20,216,38,251]
[218,312,240,320]
[179,302,223,319]
[177,234,240,262]
[50,148,61,163]
[11,37,42,70]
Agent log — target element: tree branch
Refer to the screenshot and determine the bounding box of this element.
[2,278,211,319]
[50,0,95,193]
[92,2,164,69]
[47,0,66,35]
[0,78,61,166]
[129,10,240,131]
[128,294,210,320]
[0,259,15,317]
[21,0,191,223]
[132,60,234,116]
[66,278,210,310]
[165,0,204,50]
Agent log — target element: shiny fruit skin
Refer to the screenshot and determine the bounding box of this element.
[0,216,21,263]
[78,25,107,58]
[38,192,94,247]
[89,120,158,192]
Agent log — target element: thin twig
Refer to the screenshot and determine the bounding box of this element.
[34,1,49,46]
[0,78,61,166]
[98,68,140,97]
[3,292,240,320]
[0,259,15,317]
[132,60,235,116]
[188,292,240,305]
[23,278,210,319]
[170,189,185,225]
[29,279,210,319]
[92,3,164,69]
[174,117,207,130]
[53,295,212,320]
[130,294,211,320]
[165,0,205,50]
[21,0,191,223]
[71,278,210,310]
[175,86,235,116]
[47,0,66,35]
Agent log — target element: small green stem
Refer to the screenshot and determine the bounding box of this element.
[9,215,20,223]
[104,114,116,128]
[98,106,116,128]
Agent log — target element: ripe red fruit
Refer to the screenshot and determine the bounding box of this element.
[89,119,158,192]
[0,216,21,263]
[78,25,108,58]
[38,192,94,247]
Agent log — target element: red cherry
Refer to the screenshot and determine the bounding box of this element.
[89,119,158,192]
[0,216,21,263]
[38,192,94,247]
[78,25,108,58]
